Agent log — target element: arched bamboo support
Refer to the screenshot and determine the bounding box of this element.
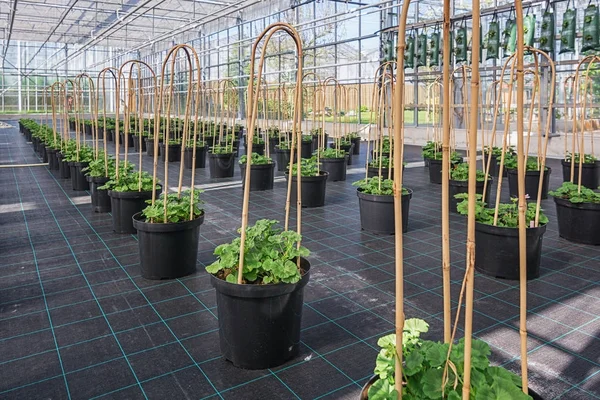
[97,67,119,176]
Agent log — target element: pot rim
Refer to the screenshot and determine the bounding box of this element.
[475,220,547,236]
[449,178,492,187]
[287,171,329,181]
[132,211,205,232]
[561,159,598,167]
[506,167,552,174]
[210,258,310,299]
[208,151,234,157]
[553,195,600,210]
[239,162,275,168]
[108,185,161,199]
[356,187,413,201]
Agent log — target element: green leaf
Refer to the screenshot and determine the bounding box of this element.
[404,350,424,376]
[424,342,448,368]
[421,368,444,399]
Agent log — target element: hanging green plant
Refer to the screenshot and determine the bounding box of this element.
[582,4,600,53]
[538,10,555,53]
[486,19,500,60]
[454,25,468,63]
[524,13,536,53]
[416,32,428,68]
[405,33,415,69]
[502,17,518,57]
[560,7,576,54]
[383,38,395,62]
[428,30,440,66]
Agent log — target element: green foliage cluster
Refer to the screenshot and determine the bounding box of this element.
[369,319,534,400]
[370,156,392,168]
[63,144,94,163]
[141,190,204,223]
[353,177,408,196]
[206,219,310,284]
[186,139,207,148]
[483,146,515,158]
[289,157,320,177]
[565,152,597,164]
[504,155,547,171]
[99,169,156,192]
[239,153,273,165]
[549,182,600,204]
[455,195,548,227]
[450,163,488,182]
[210,146,233,155]
[422,142,462,162]
[81,153,125,178]
[316,147,346,159]
[302,135,313,143]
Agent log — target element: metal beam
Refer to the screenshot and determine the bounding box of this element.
[1,0,18,68]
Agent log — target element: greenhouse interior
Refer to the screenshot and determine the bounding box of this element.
[1,0,600,399]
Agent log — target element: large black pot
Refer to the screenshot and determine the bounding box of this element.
[145,138,161,157]
[240,162,275,191]
[268,137,280,156]
[351,137,361,155]
[69,162,90,191]
[356,189,412,234]
[561,160,600,189]
[57,153,71,179]
[69,121,76,131]
[133,136,147,153]
[275,147,291,172]
[449,179,492,213]
[184,146,207,169]
[507,168,551,200]
[288,172,328,208]
[159,143,182,162]
[41,144,48,163]
[106,129,115,142]
[133,212,204,280]
[85,124,92,136]
[312,133,328,151]
[32,136,40,153]
[244,142,265,156]
[210,258,310,369]
[208,152,235,178]
[46,148,59,171]
[119,133,134,149]
[554,197,600,245]
[475,222,546,280]
[301,139,313,159]
[428,159,462,184]
[320,157,348,182]
[483,154,508,177]
[87,176,111,213]
[334,143,354,165]
[108,188,158,234]
[367,166,394,179]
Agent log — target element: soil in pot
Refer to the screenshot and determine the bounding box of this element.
[211,258,310,369]
[208,152,235,178]
[320,157,348,181]
[561,160,600,189]
[554,197,600,245]
[428,159,462,184]
[507,168,551,200]
[69,162,90,191]
[240,162,275,191]
[146,138,161,157]
[108,188,159,234]
[159,143,182,162]
[449,179,492,213]
[87,176,111,213]
[133,136,147,153]
[184,146,207,169]
[275,146,291,172]
[357,189,412,234]
[57,153,71,179]
[475,222,546,280]
[288,172,328,208]
[133,212,204,279]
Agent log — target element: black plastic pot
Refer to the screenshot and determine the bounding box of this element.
[423,156,430,167]
[159,143,182,162]
[208,152,235,178]
[475,222,546,280]
[106,129,115,142]
[484,154,507,177]
[146,138,160,157]
[119,133,134,149]
[356,189,412,234]
[184,146,207,169]
[288,172,328,208]
[32,136,40,153]
[268,137,280,155]
[69,121,76,131]
[108,188,158,234]
[85,124,92,136]
[46,148,58,171]
[335,143,354,165]
[57,153,71,179]
[367,166,394,179]
[133,212,204,280]
[240,163,275,191]
[507,168,551,200]
[320,157,347,181]
[561,160,600,189]
[246,142,265,156]
[301,140,313,158]
[449,179,492,213]
[211,258,310,369]
[133,136,147,153]
[69,162,90,191]
[41,145,48,163]
[87,176,111,213]
[312,133,328,151]
[428,159,462,184]
[275,147,291,172]
[554,197,600,245]
[351,137,361,155]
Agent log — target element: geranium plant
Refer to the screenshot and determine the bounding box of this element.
[455,195,548,227]
[549,182,600,204]
[141,189,204,223]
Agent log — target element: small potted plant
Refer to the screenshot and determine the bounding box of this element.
[239,152,275,191]
[208,145,235,178]
[301,134,314,158]
[243,134,266,156]
[133,189,204,279]
[132,130,149,153]
[353,176,412,234]
[561,152,600,189]
[82,154,121,213]
[184,138,208,169]
[317,147,348,181]
[426,149,463,184]
[206,219,310,369]
[275,141,292,172]
[361,318,540,399]
[159,138,182,162]
[145,132,163,157]
[550,182,600,245]
[368,156,394,179]
[64,144,94,191]
[421,140,440,167]
[483,145,513,177]
[287,156,328,208]
[456,195,548,280]
[330,137,354,165]
[344,132,361,155]
[449,162,492,213]
[505,155,551,200]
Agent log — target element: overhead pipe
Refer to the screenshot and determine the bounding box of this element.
[1,0,17,68]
